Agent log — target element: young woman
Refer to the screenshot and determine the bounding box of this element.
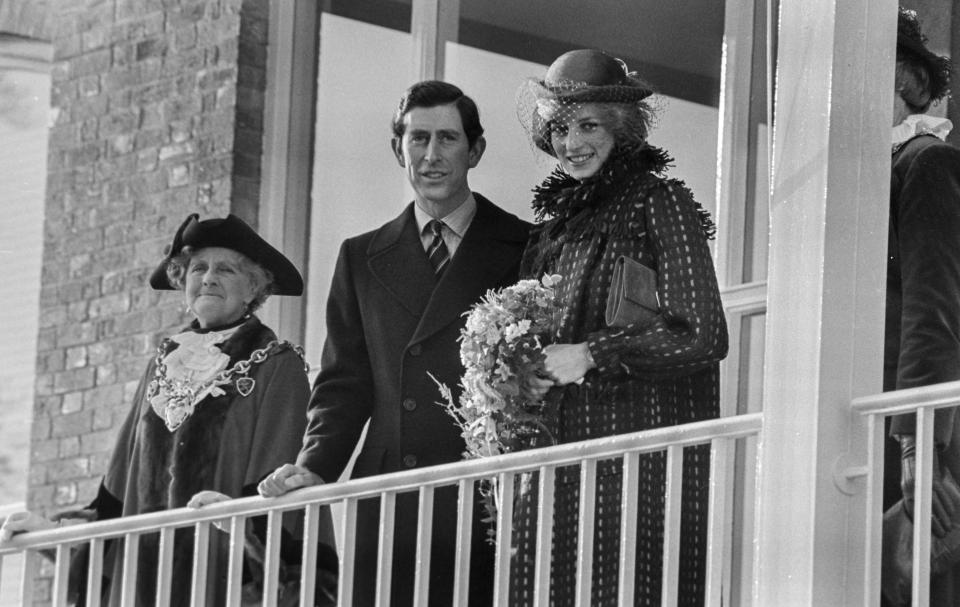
[514,49,728,605]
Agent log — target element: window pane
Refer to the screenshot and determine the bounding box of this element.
[741,0,774,283]
[739,312,766,415]
[304,12,414,362]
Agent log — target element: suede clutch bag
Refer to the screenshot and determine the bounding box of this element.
[605,255,660,328]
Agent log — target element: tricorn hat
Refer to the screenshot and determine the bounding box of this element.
[149,214,304,296]
[896,7,952,104]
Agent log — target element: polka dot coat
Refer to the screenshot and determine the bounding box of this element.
[511,146,728,606]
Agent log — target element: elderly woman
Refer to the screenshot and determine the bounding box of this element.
[2,214,334,605]
[514,50,728,605]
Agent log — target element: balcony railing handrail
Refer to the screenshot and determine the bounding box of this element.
[851,378,960,416]
[0,412,762,554]
[848,378,960,607]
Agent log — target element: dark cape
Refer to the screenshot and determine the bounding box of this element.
[67,316,333,606]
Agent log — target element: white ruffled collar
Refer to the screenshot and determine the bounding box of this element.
[892,114,953,150]
[163,326,239,382]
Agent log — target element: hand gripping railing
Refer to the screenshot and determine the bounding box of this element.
[851,379,960,607]
[0,413,761,607]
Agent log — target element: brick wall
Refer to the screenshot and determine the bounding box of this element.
[28,0,268,601]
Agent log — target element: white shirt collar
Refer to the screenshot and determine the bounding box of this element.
[892,114,953,149]
[413,193,477,239]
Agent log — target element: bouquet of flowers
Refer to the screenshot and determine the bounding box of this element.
[434,274,562,541]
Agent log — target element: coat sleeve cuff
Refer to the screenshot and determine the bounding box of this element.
[586,331,626,376]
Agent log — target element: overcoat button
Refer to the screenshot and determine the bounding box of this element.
[403,454,418,468]
[409,344,423,356]
[402,398,417,411]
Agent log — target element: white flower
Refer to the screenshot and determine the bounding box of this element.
[503,319,532,343]
[540,274,562,289]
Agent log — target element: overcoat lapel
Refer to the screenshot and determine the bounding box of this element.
[410,195,527,346]
[367,204,437,317]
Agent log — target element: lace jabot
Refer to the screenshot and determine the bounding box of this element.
[162,327,238,383]
[148,325,240,431]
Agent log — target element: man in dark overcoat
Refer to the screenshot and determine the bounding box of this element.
[259,80,530,607]
[882,8,960,606]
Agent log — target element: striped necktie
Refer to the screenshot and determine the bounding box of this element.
[426,219,450,276]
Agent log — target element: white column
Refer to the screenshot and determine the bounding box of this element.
[715,0,760,422]
[714,0,756,294]
[259,0,320,345]
[411,0,459,82]
[753,0,894,604]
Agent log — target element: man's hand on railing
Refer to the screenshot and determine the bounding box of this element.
[257,464,325,498]
[899,435,960,537]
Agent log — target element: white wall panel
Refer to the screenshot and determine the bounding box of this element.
[0,63,48,504]
[305,15,413,364]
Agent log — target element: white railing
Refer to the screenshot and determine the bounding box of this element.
[0,503,25,607]
[851,379,960,607]
[0,414,761,607]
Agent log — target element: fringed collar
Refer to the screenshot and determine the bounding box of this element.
[532,144,672,222]
[531,144,716,240]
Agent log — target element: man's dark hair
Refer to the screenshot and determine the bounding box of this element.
[391,80,484,148]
